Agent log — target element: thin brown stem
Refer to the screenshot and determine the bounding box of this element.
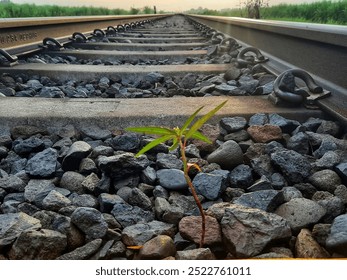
[179,138,206,248]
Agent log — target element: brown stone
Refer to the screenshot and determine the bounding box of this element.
[295,228,330,258]
[8,229,67,260]
[192,124,219,154]
[138,235,176,260]
[247,124,283,143]
[176,248,216,260]
[179,215,222,246]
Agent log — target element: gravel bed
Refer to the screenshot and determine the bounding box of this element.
[0,64,275,98]
[1,113,347,259]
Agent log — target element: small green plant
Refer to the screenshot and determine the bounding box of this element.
[126,101,227,248]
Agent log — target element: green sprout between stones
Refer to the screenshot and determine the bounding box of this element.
[126,100,227,248]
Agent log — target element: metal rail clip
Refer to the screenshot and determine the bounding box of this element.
[236,47,268,67]
[70,32,88,43]
[269,69,331,108]
[0,49,18,67]
[41,37,64,51]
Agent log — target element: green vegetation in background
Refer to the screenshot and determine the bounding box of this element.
[187,0,347,25]
[0,3,157,17]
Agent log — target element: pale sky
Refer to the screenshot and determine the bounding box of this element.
[9,0,322,12]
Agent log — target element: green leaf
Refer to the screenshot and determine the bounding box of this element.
[185,100,227,140]
[135,134,174,157]
[180,106,204,135]
[126,126,175,136]
[169,137,179,151]
[190,131,212,144]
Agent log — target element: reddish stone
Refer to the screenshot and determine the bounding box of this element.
[247,124,283,143]
[178,215,222,246]
[295,229,330,258]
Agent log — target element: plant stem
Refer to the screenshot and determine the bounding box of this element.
[179,138,206,248]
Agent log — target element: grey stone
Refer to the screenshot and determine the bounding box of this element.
[315,151,340,170]
[0,212,42,247]
[316,197,345,223]
[268,113,300,134]
[90,145,114,159]
[116,186,132,202]
[154,197,171,220]
[81,172,100,194]
[309,169,341,193]
[0,146,8,159]
[247,175,273,192]
[13,136,45,155]
[176,248,215,260]
[156,153,183,169]
[313,139,338,158]
[62,141,92,171]
[57,239,103,260]
[1,151,27,175]
[334,185,347,204]
[224,66,241,81]
[0,174,26,192]
[98,152,149,180]
[220,117,247,133]
[8,229,67,259]
[157,169,188,190]
[251,154,274,178]
[70,193,98,208]
[110,133,140,152]
[179,73,197,89]
[302,117,323,132]
[153,185,169,199]
[79,158,97,175]
[224,130,250,142]
[99,193,119,213]
[25,148,57,178]
[24,179,55,206]
[221,205,291,258]
[228,164,253,189]
[128,188,152,210]
[10,125,47,140]
[215,83,237,94]
[287,132,310,154]
[282,187,303,202]
[293,183,317,199]
[42,190,71,211]
[71,207,108,240]
[185,144,201,158]
[234,189,284,212]
[39,86,65,98]
[249,113,268,126]
[307,132,347,150]
[141,166,157,185]
[60,171,85,194]
[271,149,312,184]
[192,172,227,200]
[312,223,331,247]
[144,72,164,84]
[238,74,259,93]
[26,79,43,89]
[316,120,340,136]
[122,220,176,246]
[207,140,243,170]
[326,214,347,255]
[111,197,154,228]
[335,162,347,185]
[275,198,326,233]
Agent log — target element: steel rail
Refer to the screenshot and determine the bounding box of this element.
[187,14,347,125]
[0,14,169,50]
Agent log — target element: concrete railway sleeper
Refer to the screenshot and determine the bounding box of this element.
[0,14,347,260]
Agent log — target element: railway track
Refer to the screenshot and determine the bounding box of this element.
[0,14,347,260]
